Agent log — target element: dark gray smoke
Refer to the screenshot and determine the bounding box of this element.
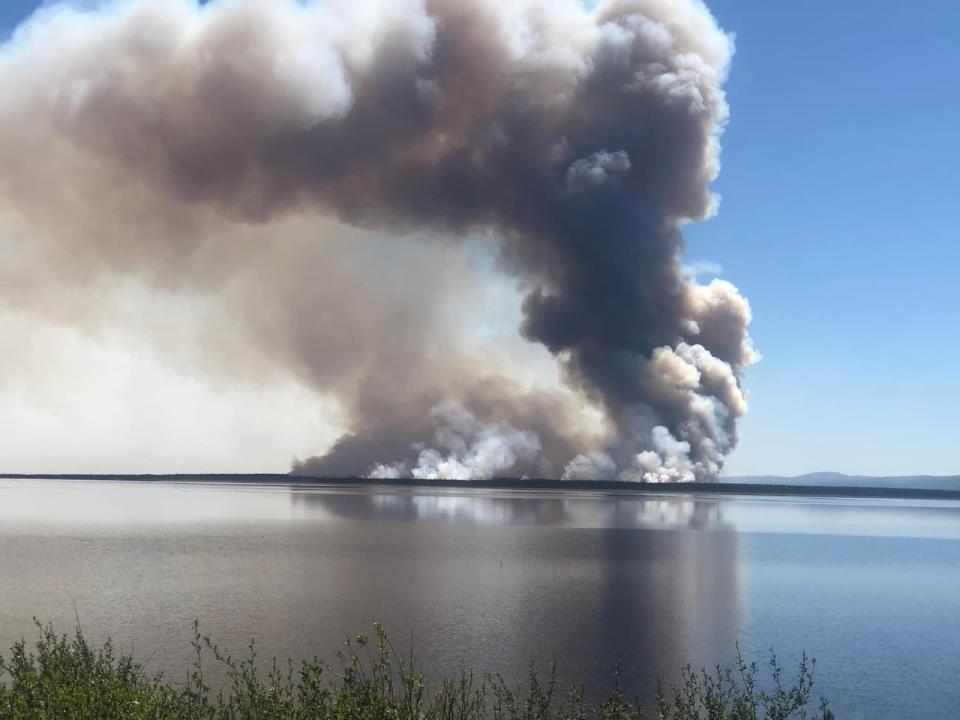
[0,0,756,480]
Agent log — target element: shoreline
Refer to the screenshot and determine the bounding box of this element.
[2,473,960,501]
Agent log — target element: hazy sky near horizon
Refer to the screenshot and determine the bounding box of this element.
[1,0,958,477]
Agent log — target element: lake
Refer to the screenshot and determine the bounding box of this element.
[1,479,958,718]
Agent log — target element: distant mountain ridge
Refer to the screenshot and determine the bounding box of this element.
[723,472,960,491]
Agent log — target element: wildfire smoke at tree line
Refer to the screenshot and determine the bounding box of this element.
[0,0,756,481]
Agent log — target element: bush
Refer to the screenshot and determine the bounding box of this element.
[0,620,834,720]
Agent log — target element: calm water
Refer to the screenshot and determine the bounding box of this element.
[1,480,959,718]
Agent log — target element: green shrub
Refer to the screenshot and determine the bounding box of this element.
[0,620,834,720]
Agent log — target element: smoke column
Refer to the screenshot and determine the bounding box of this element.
[0,0,756,480]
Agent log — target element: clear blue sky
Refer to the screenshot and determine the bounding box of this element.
[684,0,960,476]
[3,1,958,477]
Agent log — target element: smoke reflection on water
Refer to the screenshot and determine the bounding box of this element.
[292,488,725,529]
[3,482,960,717]
[288,488,742,700]
[0,480,742,702]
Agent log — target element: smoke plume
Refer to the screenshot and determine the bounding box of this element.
[0,0,756,480]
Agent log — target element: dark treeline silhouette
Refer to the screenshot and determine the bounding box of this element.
[2,474,960,501]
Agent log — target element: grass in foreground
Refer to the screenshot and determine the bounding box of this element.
[0,621,834,720]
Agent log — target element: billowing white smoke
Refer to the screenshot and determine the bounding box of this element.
[0,0,756,481]
[563,277,757,482]
[370,403,541,480]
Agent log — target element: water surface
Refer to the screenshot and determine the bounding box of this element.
[1,479,958,718]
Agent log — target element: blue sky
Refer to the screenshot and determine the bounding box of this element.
[2,1,958,476]
[684,0,960,475]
